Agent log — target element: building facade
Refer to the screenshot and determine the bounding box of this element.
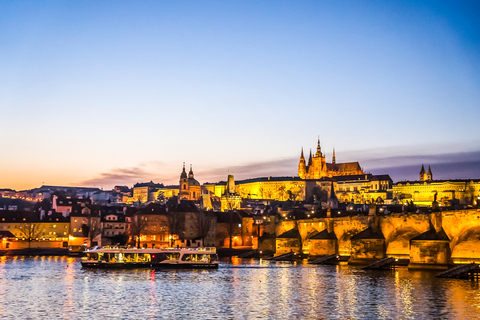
[298,139,364,179]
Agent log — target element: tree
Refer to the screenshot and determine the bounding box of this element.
[18,223,43,248]
[82,217,102,247]
[276,185,286,201]
[167,212,183,247]
[196,211,214,247]
[258,187,266,199]
[225,211,240,249]
[127,214,148,248]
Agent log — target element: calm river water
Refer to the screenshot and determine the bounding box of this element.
[0,256,479,319]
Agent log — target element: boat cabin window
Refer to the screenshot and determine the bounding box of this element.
[181,254,213,263]
[87,252,152,263]
[165,253,180,260]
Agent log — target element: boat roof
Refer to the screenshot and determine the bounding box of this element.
[86,247,217,254]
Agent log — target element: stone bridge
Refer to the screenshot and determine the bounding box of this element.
[274,208,480,265]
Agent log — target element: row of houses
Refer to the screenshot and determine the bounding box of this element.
[0,196,267,252]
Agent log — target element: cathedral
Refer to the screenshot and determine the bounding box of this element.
[298,139,364,179]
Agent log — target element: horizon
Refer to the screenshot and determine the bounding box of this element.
[2,1,479,191]
[3,146,480,191]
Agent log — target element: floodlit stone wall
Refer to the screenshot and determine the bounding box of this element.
[274,208,480,264]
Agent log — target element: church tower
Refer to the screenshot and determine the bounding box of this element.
[327,180,339,209]
[298,148,307,179]
[332,148,336,165]
[426,166,433,181]
[179,163,189,200]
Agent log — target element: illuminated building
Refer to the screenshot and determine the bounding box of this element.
[0,211,70,249]
[202,141,391,204]
[393,166,480,206]
[69,207,101,248]
[132,181,165,203]
[220,175,242,211]
[178,164,201,201]
[100,207,126,246]
[215,210,253,248]
[298,138,364,179]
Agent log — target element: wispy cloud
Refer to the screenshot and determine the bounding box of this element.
[75,150,480,189]
[196,157,298,183]
[76,167,154,188]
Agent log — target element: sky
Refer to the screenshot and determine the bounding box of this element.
[1,1,479,190]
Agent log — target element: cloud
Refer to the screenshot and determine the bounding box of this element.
[76,166,155,188]
[75,150,480,189]
[196,157,298,183]
[361,150,480,181]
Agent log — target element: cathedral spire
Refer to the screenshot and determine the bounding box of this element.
[189,164,194,178]
[316,137,322,157]
[298,147,307,179]
[180,162,187,179]
[332,148,336,164]
[308,149,313,166]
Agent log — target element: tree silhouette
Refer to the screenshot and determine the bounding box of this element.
[18,223,43,248]
[196,211,214,247]
[127,214,148,248]
[82,217,102,247]
[167,212,183,247]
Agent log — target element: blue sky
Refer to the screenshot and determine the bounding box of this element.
[1,1,479,190]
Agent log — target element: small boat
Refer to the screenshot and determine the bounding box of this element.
[81,246,218,269]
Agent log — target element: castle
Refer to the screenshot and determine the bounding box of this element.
[298,138,364,179]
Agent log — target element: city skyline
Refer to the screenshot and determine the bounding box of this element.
[2,1,479,190]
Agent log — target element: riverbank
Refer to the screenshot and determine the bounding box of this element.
[0,248,69,256]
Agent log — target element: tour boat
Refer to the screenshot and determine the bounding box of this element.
[81,246,219,269]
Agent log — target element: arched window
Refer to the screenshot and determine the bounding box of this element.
[183,184,186,190]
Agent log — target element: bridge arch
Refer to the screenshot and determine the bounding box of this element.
[337,228,362,257]
[450,226,480,263]
[384,226,423,258]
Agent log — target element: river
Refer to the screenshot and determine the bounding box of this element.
[0,256,479,319]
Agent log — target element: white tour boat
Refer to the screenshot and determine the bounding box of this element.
[81,246,218,269]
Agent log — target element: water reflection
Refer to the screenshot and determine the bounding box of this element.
[0,256,479,319]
